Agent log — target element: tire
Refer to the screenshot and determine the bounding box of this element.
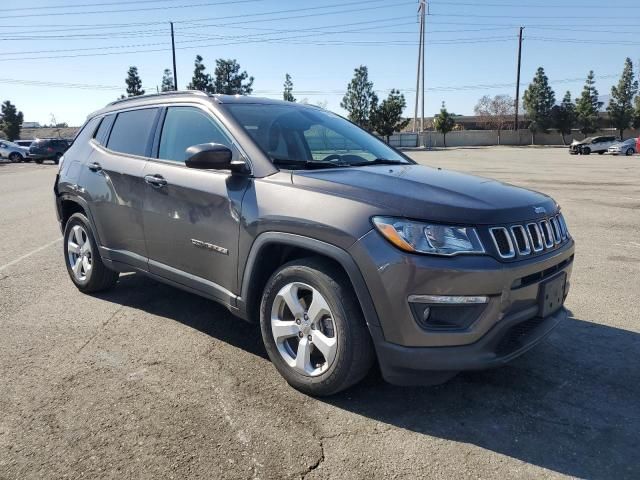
[9,152,23,163]
[35,159,43,164]
[582,147,591,155]
[260,258,374,396]
[626,148,635,156]
[63,213,119,293]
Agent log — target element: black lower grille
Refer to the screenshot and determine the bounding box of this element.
[495,317,546,356]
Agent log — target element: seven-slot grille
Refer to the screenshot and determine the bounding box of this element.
[490,214,569,259]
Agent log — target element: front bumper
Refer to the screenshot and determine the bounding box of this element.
[349,230,574,385]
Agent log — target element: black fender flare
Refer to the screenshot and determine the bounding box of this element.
[239,232,380,327]
[57,193,103,247]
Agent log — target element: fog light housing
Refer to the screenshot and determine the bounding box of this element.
[408,295,488,331]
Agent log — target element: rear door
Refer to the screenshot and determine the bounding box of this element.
[141,105,249,304]
[80,107,160,270]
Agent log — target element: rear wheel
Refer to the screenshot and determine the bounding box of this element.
[626,148,635,156]
[260,258,374,396]
[64,213,119,292]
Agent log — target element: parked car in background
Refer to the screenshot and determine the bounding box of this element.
[607,138,636,156]
[28,138,71,164]
[569,136,617,155]
[0,140,29,162]
[14,140,34,148]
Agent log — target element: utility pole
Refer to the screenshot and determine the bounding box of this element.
[514,26,524,130]
[413,0,426,133]
[171,21,178,91]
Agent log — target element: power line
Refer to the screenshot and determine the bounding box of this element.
[4,0,201,12]
[2,0,263,19]
[0,0,399,28]
[0,73,620,95]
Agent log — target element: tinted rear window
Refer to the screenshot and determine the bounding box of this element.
[94,114,115,146]
[107,108,158,157]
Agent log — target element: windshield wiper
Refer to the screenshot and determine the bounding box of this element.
[350,158,409,167]
[272,158,349,170]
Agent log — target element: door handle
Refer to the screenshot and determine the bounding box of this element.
[88,161,102,172]
[144,174,168,188]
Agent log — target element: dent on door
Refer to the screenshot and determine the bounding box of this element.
[142,162,250,303]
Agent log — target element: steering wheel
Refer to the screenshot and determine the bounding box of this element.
[321,154,343,162]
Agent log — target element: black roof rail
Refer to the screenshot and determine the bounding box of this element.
[106,90,210,107]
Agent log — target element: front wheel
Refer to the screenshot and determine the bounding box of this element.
[9,152,23,163]
[64,213,119,292]
[260,258,374,396]
[582,147,591,155]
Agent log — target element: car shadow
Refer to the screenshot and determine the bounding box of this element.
[96,273,639,480]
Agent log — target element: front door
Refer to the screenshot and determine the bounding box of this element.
[141,105,249,305]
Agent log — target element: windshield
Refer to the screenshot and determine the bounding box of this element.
[225,104,411,169]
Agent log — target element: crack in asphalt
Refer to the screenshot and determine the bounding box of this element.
[76,305,124,354]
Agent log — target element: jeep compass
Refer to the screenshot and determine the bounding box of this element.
[54,91,574,395]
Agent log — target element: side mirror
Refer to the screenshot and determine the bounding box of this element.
[185,143,234,170]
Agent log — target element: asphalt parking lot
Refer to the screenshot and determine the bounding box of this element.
[1,147,638,479]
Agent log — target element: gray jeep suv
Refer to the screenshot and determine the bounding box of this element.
[54,91,574,395]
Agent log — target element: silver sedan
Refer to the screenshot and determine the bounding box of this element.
[0,140,30,162]
[607,138,636,156]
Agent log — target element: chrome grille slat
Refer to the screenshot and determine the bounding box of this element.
[510,225,531,255]
[526,223,544,252]
[490,214,570,259]
[489,227,515,259]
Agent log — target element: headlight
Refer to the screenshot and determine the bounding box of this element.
[372,216,485,256]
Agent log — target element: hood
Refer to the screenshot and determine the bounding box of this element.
[292,164,557,225]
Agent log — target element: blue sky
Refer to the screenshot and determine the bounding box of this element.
[1,0,638,126]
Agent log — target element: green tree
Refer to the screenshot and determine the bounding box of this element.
[370,89,410,143]
[575,70,602,137]
[212,59,254,95]
[187,55,213,92]
[340,65,378,130]
[551,91,577,145]
[433,101,456,147]
[125,66,145,97]
[0,101,24,141]
[607,58,638,139]
[283,73,295,102]
[161,68,175,92]
[522,67,555,144]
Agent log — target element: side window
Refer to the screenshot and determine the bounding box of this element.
[107,108,158,157]
[158,106,233,163]
[94,115,114,146]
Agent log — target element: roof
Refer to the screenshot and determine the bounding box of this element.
[93,91,308,117]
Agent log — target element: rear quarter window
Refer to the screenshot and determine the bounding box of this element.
[106,108,159,157]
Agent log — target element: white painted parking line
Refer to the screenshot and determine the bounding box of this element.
[0,238,62,272]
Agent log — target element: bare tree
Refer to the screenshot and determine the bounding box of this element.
[474,94,515,145]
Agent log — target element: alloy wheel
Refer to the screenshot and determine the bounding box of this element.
[67,225,93,282]
[270,282,338,377]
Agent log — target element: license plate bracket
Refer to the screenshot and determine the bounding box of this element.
[538,272,566,317]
